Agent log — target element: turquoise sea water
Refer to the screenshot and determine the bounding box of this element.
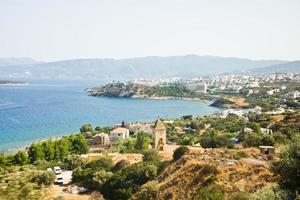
[0,81,221,151]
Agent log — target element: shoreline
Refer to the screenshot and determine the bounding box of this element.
[0,83,29,87]
[93,94,214,104]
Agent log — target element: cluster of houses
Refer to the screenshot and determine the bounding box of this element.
[87,119,167,151]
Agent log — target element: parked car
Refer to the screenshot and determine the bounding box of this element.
[53,166,62,175]
[55,177,64,185]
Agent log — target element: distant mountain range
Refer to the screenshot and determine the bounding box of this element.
[251,60,300,74]
[0,55,298,80]
[0,57,39,67]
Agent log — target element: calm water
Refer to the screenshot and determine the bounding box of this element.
[0,81,220,151]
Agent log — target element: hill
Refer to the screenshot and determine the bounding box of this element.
[0,57,39,67]
[251,60,300,74]
[0,55,287,80]
[132,147,277,200]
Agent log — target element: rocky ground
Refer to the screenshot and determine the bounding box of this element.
[156,148,277,199]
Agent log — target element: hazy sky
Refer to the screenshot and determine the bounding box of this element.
[0,0,299,61]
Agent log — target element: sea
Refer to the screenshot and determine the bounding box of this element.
[0,80,221,151]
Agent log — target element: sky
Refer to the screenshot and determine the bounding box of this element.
[0,0,299,61]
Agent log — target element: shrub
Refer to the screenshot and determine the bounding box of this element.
[199,131,232,148]
[232,150,249,160]
[102,163,158,200]
[196,184,224,200]
[142,149,161,163]
[13,151,29,165]
[230,192,250,200]
[173,146,189,161]
[134,181,159,200]
[92,170,113,189]
[261,135,275,146]
[243,133,263,147]
[249,185,293,200]
[30,171,55,185]
[63,154,86,170]
[144,164,158,179]
[113,159,130,171]
[272,136,300,192]
[86,157,113,171]
[33,159,54,170]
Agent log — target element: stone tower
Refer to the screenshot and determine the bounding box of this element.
[153,118,166,151]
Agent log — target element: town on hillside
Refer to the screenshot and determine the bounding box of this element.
[1,74,300,199]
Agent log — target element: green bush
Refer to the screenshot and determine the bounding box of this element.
[243,133,263,147]
[249,185,293,200]
[102,162,158,200]
[272,136,300,193]
[134,181,159,200]
[63,154,86,170]
[92,170,113,189]
[173,146,189,161]
[199,130,233,148]
[33,159,56,170]
[142,149,161,164]
[113,159,130,171]
[30,171,55,185]
[230,192,250,200]
[196,184,224,200]
[13,151,29,165]
[86,157,113,171]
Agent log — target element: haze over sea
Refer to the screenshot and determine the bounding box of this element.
[0,80,221,151]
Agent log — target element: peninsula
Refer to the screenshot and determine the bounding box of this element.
[86,82,215,101]
[0,80,27,86]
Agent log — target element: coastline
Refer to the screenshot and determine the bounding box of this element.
[130,95,212,104]
[0,83,29,87]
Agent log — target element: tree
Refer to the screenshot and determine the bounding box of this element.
[28,143,44,163]
[80,124,93,133]
[69,135,88,154]
[251,123,261,133]
[54,138,70,161]
[42,141,55,161]
[135,132,150,151]
[0,153,12,166]
[13,151,29,165]
[272,135,300,193]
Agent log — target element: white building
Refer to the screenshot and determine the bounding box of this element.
[109,127,130,141]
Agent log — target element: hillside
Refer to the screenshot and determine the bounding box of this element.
[251,60,300,74]
[86,82,212,99]
[210,97,250,108]
[0,55,287,80]
[0,57,39,67]
[132,147,277,200]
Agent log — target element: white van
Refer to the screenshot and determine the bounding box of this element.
[53,166,62,175]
